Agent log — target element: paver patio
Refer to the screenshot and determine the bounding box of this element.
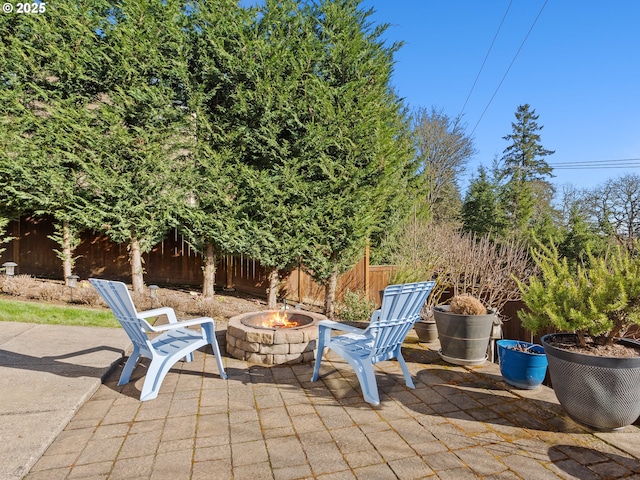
[23,334,640,479]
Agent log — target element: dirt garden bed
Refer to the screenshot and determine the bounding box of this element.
[0,275,270,323]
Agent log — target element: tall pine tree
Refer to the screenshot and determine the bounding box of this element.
[499,104,555,234]
[230,0,320,307]
[177,0,251,297]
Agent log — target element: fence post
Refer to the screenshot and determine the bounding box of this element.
[298,257,303,304]
[364,242,370,300]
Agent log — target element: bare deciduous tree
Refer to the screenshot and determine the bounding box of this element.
[411,107,476,221]
[389,219,533,318]
[584,173,640,245]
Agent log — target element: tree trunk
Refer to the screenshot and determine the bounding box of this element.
[324,269,339,319]
[130,238,144,294]
[267,267,279,309]
[202,243,216,297]
[62,220,73,283]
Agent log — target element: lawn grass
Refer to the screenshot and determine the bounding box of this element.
[0,297,120,328]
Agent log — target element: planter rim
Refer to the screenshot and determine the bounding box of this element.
[434,305,497,317]
[541,333,640,368]
[496,339,545,355]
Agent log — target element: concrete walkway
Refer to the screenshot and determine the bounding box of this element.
[0,322,131,480]
[2,322,640,479]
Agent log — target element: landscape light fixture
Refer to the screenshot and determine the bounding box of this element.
[67,274,80,302]
[2,261,17,276]
[185,193,198,208]
[149,285,159,308]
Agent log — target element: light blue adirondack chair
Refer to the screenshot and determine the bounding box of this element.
[311,281,435,405]
[90,278,227,401]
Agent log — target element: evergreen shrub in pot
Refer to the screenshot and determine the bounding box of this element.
[518,242,640,430]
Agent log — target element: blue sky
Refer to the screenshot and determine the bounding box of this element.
[360,0,640,194]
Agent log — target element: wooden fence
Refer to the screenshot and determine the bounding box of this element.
[0,215,396,308]
[1,215,565,338]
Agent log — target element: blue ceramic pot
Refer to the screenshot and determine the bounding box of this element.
[497,339,548,389]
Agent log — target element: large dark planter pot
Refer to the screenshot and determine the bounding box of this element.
[434,306,497,366]
[497,340,548,389]
[542,333,640,431]
[414,320,438,343]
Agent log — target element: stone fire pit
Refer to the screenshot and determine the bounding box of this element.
[226,310,326,365]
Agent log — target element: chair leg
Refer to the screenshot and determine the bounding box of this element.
[209,338,227,380]
[397,352,415,389]
[352,361,380,405]
[118,347,141,386]
[311,327,329,382]
[200,322,227,379]
[140,355,175,401]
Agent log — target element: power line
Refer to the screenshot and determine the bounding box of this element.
[470,0,549,137]
[549,158,640,166]
[552,165,640,170]
[548,158,640,169]
[459,0,513,117]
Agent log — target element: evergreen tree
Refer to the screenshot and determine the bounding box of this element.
[177,0,251,297]
[229,0,320,307]
[300,0,414,317]
[499,104,555,234]
[558,205,605,268]
[501,104,554,182]
[0,216,10,257]
[74,0,191,293]
[0,0,108,280]
[461,165,505,236]
[527,210,563,249]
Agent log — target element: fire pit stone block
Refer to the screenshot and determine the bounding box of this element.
[274,330,304,344]
[245,330,274,344]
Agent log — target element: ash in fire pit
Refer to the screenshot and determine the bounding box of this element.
[227,309,326,365]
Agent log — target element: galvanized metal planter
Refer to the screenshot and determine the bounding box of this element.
[434,306,497,366]
[413,320,438,343]
[542,333,640,431]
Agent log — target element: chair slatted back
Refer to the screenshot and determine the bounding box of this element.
[90,278,153,357]
[367,281,435,363]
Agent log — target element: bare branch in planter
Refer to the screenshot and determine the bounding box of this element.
[389,219,533,316]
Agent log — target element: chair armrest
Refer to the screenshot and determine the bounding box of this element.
[148,316,215,332]
[318,320,366,336]
[137,307,178,324]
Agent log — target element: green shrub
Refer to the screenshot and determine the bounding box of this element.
[518,241,640,346]
[336,289,377,323]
